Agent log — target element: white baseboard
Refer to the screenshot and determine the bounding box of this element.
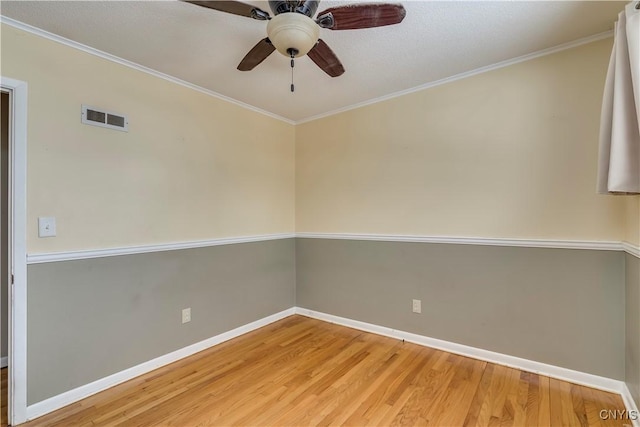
[24,306,639,424]
[621,384,640,427]
[295,308,627,396]
[0,356,7,369]
[25,307,296,422]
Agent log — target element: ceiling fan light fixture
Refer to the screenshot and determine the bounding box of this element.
[266,13,319,58]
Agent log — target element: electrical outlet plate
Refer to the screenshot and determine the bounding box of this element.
[412,299,421,314]
[182,308,191,324]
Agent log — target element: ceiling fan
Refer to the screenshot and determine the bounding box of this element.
[184,1,406,82]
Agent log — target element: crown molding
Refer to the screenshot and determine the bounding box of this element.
[0,16,296,126]
[1,16,612,126]
[295,30,614,124]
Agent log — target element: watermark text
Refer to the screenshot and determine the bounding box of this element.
[599,409,639,421]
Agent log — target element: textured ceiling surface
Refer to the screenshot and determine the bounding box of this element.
[0,1,627,122]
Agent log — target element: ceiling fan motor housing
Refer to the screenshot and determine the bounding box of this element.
[268,1,320,17]
[267,13,320,57]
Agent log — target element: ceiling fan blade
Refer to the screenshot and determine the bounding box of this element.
[183,1,270,20]
[237,38,276,71]
[316,3,406,30]
[307,39,345,77]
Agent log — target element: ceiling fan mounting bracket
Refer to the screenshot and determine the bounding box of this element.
[250,9,270,20]
[316,13,334,29]
[269,1,320,17]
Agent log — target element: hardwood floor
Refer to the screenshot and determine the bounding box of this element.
[1,368,6,427]
[21,315,628,426]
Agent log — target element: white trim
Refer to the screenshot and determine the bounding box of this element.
[0,17,295,126]
[1,77,28,426]
[25,307,296,422]
[27,233,296,264]
[621,383,640,427]
[21,307,639,422]
[296,31,614,124]
[623,241,640,259]
[0,356,7,369]
[0,15,612,126]
[27,233,626,264]
[295,308,626,395]
[296,232,623,251]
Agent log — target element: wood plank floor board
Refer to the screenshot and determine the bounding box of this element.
[304,343,403,426]
[9,315,628,426]
[581,385,604,427]
[270,340,387,426]
[341,351,416,426]
[463,362,494,426]
[521,372,539,427]
[428,357,486,426]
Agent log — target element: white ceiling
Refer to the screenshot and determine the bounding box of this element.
[0,1,627,122]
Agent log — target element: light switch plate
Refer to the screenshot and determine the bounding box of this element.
[38,217,56,237]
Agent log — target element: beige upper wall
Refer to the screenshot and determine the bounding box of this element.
[0,25,628,251]
[1,24,295,253]
[625,197,640,246]
[296,38,625,241]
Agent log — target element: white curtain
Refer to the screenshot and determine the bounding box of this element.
[597,2,640,194]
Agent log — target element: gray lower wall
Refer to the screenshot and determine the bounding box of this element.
[25,237,632,407]
[296,238,625,380]
[27,238,296,405]
[626,254,640,408]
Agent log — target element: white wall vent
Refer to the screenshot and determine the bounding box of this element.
[81,105,128,132]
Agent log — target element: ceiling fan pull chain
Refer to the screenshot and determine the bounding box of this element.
[285,48,299,92]
[289,50,296,92]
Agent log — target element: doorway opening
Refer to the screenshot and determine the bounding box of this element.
[1,90,9,426]
[1,77,27,426]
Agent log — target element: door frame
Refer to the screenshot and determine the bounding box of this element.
[1,77,28,426]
